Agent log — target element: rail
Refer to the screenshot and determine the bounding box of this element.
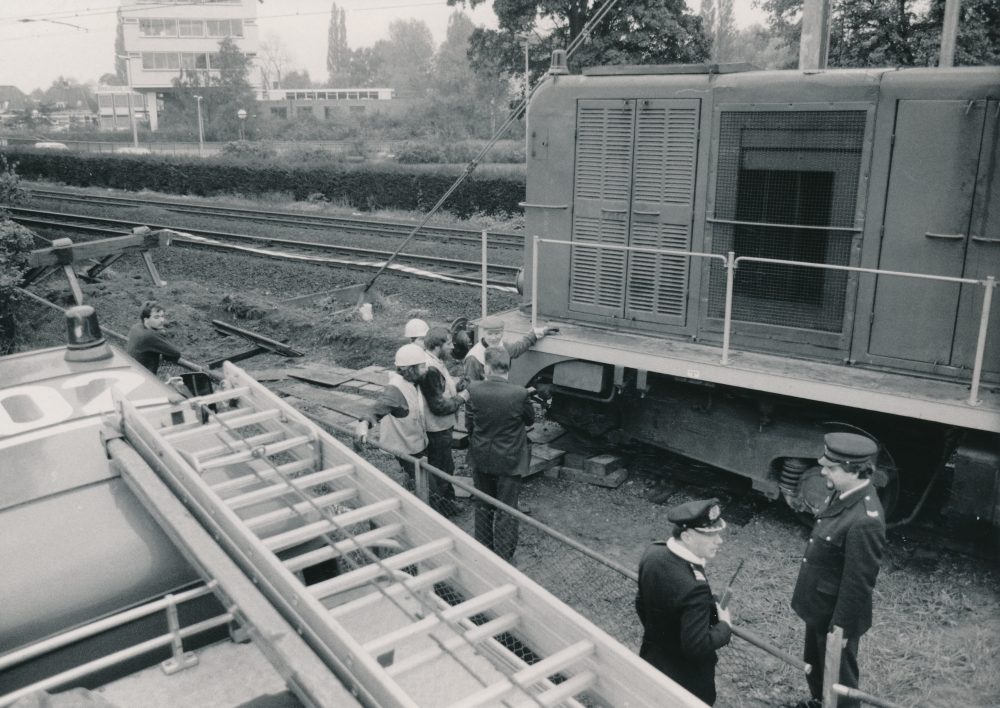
[530,237,997,407]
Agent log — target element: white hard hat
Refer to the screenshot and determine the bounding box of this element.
[404,318,429,338]
[395,343,427,367]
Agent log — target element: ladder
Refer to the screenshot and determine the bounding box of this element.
[111,361,706,708]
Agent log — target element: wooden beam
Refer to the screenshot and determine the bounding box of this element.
[212,320,303,357]
[27,230,172,268]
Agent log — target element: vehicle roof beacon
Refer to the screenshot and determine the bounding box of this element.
[550,49,569,75]
[64,305,112,362]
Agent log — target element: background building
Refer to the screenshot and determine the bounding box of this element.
[118,0,260,131]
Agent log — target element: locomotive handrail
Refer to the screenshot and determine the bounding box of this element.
[529,237,995,407]
[707,217,864,233]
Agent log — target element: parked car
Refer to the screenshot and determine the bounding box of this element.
[33,142,69,150]
[117,146,151,155]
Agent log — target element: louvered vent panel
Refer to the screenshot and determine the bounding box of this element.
[633,107,698,205]
[575,106,634,202]
[571,216,627,310]
[627,223,689,316]
[633,108,666,203]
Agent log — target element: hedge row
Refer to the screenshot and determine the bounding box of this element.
[2,149,526,217]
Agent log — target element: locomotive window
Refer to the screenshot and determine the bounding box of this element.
[708,110,866,333]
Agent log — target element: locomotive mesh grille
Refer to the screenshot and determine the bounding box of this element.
[707,110,866,332]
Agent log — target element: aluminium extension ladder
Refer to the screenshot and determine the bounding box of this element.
[111,361,706,708]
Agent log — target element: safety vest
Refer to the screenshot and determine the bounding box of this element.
[424,351,459,432]
[379,372,427,455]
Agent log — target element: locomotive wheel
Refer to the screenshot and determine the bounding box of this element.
[793,424,900,524]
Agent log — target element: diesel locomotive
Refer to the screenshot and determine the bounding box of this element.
[502,61,1000,530]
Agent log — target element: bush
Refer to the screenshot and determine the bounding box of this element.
[220,140,277,159]
[394,141,525,165]
[395,143,445,164]
[2,148,526,217]
[0,155,35,351]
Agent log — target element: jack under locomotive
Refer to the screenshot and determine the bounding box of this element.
[502,62,1000,531]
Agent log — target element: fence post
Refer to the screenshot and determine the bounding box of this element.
[413,458,430,504]
[722,251,735,365]
[482,230,488,320]
[823,626,843,708]
[968,275,994,406]
[532,236,539,332]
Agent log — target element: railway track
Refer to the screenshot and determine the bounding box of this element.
[9,208,521,290]
[27,188,526,250]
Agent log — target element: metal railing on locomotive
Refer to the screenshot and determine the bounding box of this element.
[530,237,997,407]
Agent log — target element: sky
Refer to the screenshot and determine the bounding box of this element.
[0,1,768,94]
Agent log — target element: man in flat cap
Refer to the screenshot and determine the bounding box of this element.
[791,433,886,708]
[463,315,554,383]
[635,498,732,706]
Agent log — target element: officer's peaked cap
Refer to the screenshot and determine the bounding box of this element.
[819,432,878,467]
[668,498,726,534]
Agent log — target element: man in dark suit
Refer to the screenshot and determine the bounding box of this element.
[635,498,732,706]
[465,347,534,561]
[791,433,886,708]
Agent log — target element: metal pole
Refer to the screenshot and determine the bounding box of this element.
[481,230,488,320]
[524,38,529,161]
[939,0,962,67]
[125,58,139,149]
[799,0,832,69]
[196,96,204,157]
[532,236,539,332]
[722,251,735,365]
[968,275,994,406]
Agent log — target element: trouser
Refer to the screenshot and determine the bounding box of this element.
[426,428,457,515]
[472,469,520,562]
[638,641,717,706]
[804,624,862,708]
[396,447,429,493]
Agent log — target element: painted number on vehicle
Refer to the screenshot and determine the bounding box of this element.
[0,371,146,437]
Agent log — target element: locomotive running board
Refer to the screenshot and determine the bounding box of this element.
[111,361,706,708]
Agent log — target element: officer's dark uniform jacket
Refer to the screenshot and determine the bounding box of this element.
[791,483,886,638]
[636,538,731,699]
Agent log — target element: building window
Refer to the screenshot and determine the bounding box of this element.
[139,18,178,36]
[178,19,205,37]
[270,107,287,119]
[98,95,113,108]
[180,53,209,70]
[207,19,243,37]
[337,91,347,99]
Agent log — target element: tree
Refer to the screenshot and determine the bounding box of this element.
[327,3,350,86]
[0,156,34,354]
[456,0,709,75]
[283,70,313,89]
[114,8,128,85]
[371,19,435,95]
[98,73,122,86]
[169,37,256,139]
[259,33,294,89]
[347,46,383,86]
[759,0,1000,67]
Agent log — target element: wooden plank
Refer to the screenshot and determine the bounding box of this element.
[212,320,303,358]
[526,445,565,477]
[351,368,393,386]
[277,382,374,420]
[288,368,361,388]
[528,421,567,446]
[28,230,171,267]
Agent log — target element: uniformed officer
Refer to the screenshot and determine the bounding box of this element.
[635,498,732,706]
[791,433,886,708]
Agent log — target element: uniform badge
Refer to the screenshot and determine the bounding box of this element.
[867,510,879,517]
[693,569,707,581]
[709,505,721,521]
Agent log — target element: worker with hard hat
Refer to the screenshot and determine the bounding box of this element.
[355,343,433,487]
[463,315,555,383]
[404,318,429,348]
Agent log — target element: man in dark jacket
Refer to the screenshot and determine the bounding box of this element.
[126,301,182,375]
[465,347,534,561]
[791,433,886,708]
[636,499,732,706]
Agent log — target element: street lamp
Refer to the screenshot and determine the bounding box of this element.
[237,108,247,141]
[194,95,205,157]
[116,54,139,149]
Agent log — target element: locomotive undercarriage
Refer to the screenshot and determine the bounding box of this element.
[537,366,971,523]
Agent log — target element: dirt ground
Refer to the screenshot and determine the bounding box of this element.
[13,183,1000,708]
